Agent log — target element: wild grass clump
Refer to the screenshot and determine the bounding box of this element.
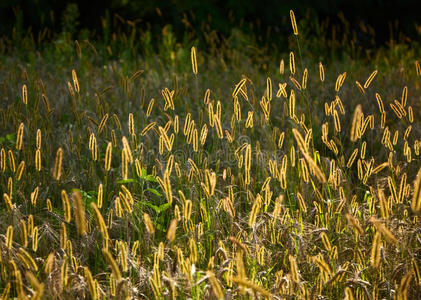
[0,10,421,299]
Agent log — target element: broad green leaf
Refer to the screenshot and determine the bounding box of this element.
[157,202,171,213]
[146,188,161,196]
[145,175,158,182]
[141,201,160,213]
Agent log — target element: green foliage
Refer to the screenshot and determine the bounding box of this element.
[61,3,80,38]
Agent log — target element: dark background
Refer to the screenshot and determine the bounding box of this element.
[1,0,420,46]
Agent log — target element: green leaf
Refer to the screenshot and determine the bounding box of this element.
[145,175,158,182]
[146,188,162,196]
[155,223,164,231]
[157,202,171,213]
[117,178,137,184]
[6,133,16,141]
[87,190,97,196]
[141,201,160,213]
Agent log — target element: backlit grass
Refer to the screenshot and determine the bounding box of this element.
[0,10,421,299]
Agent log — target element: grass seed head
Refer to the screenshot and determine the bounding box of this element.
[290,10,299,35]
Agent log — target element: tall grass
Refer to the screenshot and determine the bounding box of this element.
[0,10,420,299]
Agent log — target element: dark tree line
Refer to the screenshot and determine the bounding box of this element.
[1,0,420,46]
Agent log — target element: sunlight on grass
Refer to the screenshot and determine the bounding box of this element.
[0,9,420,300]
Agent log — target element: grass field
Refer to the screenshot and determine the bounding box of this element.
[0,10,421,299]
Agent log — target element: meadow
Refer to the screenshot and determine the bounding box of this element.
[0,9,421,299]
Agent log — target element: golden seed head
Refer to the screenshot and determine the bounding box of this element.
[144,213,155,235]
[22,84,28,105]
[72,190,87,236]
[166,219,178,242]
[289,10,298,35]
[319,62,325,82]
[289,52,296,75]
[72,69,80,93]
[53,147,63,180]
[191,46,198,75]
